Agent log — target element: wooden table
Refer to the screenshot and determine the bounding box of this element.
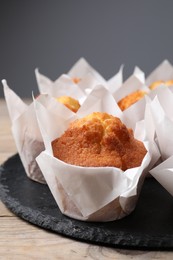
[0,98,173,259]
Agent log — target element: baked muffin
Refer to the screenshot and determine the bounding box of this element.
[149,80,173,90]
[56,96,80,112]
[52,112,147,170]
[118,90,146,111]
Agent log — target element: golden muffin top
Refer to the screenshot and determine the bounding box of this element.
[52,112,147,170]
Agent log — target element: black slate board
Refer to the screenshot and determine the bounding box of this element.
[1,154,173,250]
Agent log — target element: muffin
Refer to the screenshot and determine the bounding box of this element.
[118,90,146,111]
[149,80,173,90]
[52,112,147,170]
[56,96,80,112]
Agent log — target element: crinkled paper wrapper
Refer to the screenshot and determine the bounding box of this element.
[111,59,173,128]
[35,57,124,99]
[3,80,76,184]
[1,66,140,186]
[35,85,160,222]
[3,81,46,183]
[149,87,173,196]
[146,59,173,87]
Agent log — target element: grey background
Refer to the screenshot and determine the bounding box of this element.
[1,0,173,98]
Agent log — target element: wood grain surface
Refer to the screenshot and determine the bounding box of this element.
[0,98,173,260]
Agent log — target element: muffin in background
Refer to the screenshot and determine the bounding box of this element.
[149,80,173,90]
[56,96,80,113]
[118,90,146,111]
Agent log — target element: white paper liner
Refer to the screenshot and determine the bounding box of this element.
[34,84,123,154]
[148,86,173,196]
[106,65,124,93]
[150,90,173,160]
[34,94,75,153]
[118,60,173,114]
[112,75,149,103]
[35,57,124,100]
[134,101,160,171]
[2,80,46,184]
[150,155,173,197]
[67,57,124,91]
[133,66,145,84]
[77,84,123,119]
[35,85,159,222]
[37,143,151,221]
[35,57,105,101]
[68,57,106,83]
[146,60,173,86]
[107,73,151,131]
[132,61,173,86]
[121,96,148,130]
[110,61,173,129]
[35,71,87,104]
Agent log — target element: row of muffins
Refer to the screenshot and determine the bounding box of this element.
[55,77,173,113]
[3,58,173,221]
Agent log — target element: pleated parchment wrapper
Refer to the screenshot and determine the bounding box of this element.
[35,57,124,98]
[149,86,173,196]
[132,59,173,88]
[109,72,150,129]
[111,60,173,128]
[145,59,173,87]
[35,85,160,222]
[2,80,76,184]
[2,62,123,185]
